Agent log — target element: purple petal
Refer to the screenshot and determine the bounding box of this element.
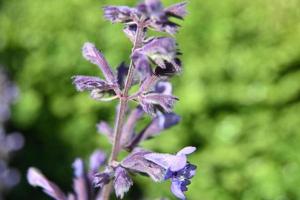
[82,42,116,84]
[144,153,186,171]
[171,180,186,200]
[73,176,89,200]
[144,0,163,13]
[114,167,133,199]
[97,121,113,141]
[121,106,144,146]
[132,52,152,79]
[165,2,187,19]
[176,146,196,156]
[72,159,85,178]
[139,93,178,115]
[155,81,172,95]
[89,150,106,174]
[138,113,180,142]
[72,76,111,92]
[93,167,114,188]
[121,148,166,182]
[27,167,66,200]
[117,62,129,89]
[141,37,177,61]
[103,6,135,23]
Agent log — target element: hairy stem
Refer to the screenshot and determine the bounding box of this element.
[100,24,144,200]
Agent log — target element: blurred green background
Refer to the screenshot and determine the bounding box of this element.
[1,0,300,199]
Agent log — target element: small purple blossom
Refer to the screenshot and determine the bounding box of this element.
[132,37,182,78]
[144,147,196,199]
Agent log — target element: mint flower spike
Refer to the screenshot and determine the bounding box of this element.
[82,42,117,85]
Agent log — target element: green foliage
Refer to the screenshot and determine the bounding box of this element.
[1,0,300,199]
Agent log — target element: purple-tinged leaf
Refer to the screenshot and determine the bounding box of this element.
[27,167,67,200]
[114,167,133,199]
[82,42,116,84]
[121,148,166,182]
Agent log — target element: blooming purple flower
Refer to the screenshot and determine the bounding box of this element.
[132,37,181,78]
[144,147,196,199]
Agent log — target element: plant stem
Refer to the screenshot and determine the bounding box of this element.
[100,24,144,200]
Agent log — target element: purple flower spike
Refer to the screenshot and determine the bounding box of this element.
[138,93,178,116]
[144,147,196,200]
[114,167,133,199]
[103,6,136,23]
[27,167,67,200]
[82,42,116,84]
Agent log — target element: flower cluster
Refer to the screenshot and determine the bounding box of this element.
[28,0,196,199]
[0,68,24,198]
